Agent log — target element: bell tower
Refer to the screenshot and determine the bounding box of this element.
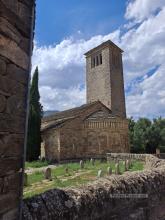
[85,40,126,118]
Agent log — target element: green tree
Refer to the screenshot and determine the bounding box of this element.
[26,67,43,161]
[133,118,151,153]
[128,117,135,152]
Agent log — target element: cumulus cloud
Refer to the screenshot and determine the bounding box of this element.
[32,0,165,118]
[32,31,120,111]
[125,0,165,22]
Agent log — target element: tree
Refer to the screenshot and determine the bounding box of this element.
[26,67,43,161]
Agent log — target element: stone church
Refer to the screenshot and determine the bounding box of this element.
[41,40,130,162]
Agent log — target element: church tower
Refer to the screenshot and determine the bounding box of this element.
[85,40,126,118]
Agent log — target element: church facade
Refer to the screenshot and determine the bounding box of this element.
[41,40,130,162]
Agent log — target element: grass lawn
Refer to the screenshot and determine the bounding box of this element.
[25,160,49,169]
[24,159,144,199]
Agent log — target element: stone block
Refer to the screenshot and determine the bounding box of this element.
[0,157,21,177]
[0,133,24,157]
[0,95,6,112]
[7,63,28,85]
[80,160,84,169]
[0,113,25,133]
[44,168,52,181]
[6,95,26,116]
[0,58,7,75]
[107,166,112,175]
[97,169,103,178]
[0,193,19,215]
[0,34,29,69]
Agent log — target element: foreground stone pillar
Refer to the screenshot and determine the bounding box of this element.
[0,1,35,219]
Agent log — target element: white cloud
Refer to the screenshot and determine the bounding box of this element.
[32,31,120,111]
[125,0,165,22]
[32,0,165,118]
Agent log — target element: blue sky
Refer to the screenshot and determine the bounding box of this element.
[33,0,165,118]
[35,0,126,46]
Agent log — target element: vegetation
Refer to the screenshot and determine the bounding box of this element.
[25,160,49,169]
[26,67,43,161]
[24,160,144,198]
[129,117,165,153]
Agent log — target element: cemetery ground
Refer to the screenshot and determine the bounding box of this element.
[24,159,144,198]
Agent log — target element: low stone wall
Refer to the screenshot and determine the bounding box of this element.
[23,155,165,220]
[107,153,150,162]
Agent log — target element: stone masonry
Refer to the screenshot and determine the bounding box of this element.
[23,155,165,220]
[85,40,126,118]
[0,1,35,219]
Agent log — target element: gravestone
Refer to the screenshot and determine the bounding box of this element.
[97,170,103,178]
[126,160,130,170]
[107,167,112,175]
[44,168,52,181]
[123,160,127,171]
[90,158,95,166]
[115,163,120,175]
[80,160,84,169]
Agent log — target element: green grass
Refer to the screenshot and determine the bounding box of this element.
[25,160,49,169]
[24,159,144,199]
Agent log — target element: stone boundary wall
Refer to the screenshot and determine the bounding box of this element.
[107,153,152,162]
[0,1,35,219]
[23,155,165,220]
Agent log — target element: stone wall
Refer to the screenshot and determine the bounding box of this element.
[23,155,165,220]
[0,1,35,219]
[107,153,149,162]
[86,42,126,118]
[43,116,129,162]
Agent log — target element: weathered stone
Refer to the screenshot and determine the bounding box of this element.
[0,133,24,157]
[123,160,128,171]
[107,166,112,175]
[97,169,103,178]
[0,58,7,75]
[90,158,95,165]
[126,160,130,170]
[0,193,19,215]
[0,113,25,133]
[0,95,6,112]
[6,95,26,116]
[80,160,84,169]
[0,157,21,177]
[115,163,120,175]
[0,34,29,69]
[44,168,52,181]
[7,63,28,85]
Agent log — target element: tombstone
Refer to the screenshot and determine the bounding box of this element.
[156,148,160,157]
[80,160,84,169]
[44,167,52,181]
[24,173,28,186]
[107,167,112,175]
[123,160,127,171]
[115,163,120,175]
[97,169,103,178]
[65,167,69,174]
[126,159,130,170]
[90,158,95,166]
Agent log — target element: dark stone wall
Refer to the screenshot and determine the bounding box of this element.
[23,155,165,220]
[0,1,35,219]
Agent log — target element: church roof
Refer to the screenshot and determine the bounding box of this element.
[41,101,116,132]
[42,101,102,123]
[84,40,123,57]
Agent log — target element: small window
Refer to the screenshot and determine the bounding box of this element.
[99,54,102,64]
[91,52,102,68]
[96,56,99,66]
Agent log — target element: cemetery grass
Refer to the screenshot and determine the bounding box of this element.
[25,160,49,168]
[24,160,144,199]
